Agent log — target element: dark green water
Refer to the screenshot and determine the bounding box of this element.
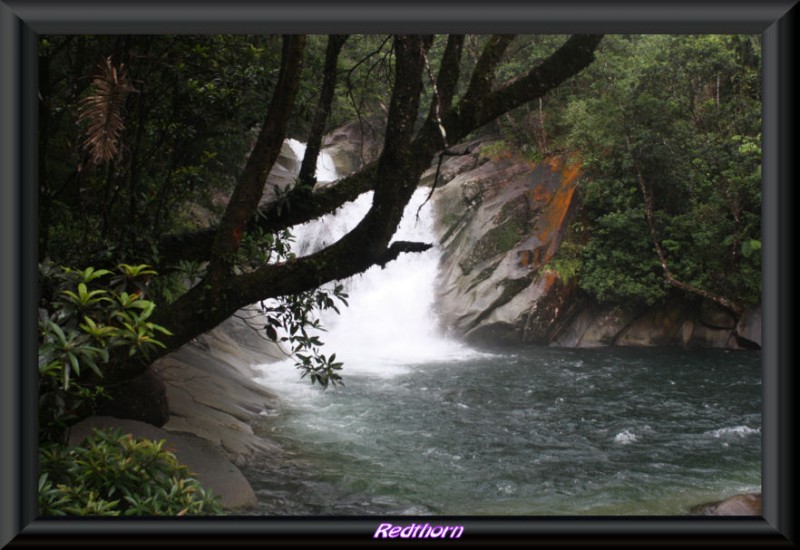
[245,346,761,516]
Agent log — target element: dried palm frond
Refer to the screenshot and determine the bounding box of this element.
[78,56,137,165]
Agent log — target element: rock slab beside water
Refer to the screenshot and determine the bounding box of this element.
[152,313,283,466]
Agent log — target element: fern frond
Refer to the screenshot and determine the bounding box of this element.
[78,57,137,165]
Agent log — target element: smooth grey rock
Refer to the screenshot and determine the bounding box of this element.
[580,304,645,347]
[433,148,583,347]
[736,305,762,349]
[551,306,595,348]
[320,118,384,176]
[688,322,738,349]
[152,341,281,466]
[615,302,693,347]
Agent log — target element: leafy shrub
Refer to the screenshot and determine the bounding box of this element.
[38,262,172,444]
[39,428,224,516]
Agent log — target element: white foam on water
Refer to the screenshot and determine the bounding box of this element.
[705,425,761,438]
[614,429,638,444]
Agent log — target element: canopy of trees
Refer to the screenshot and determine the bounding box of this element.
[39,33,761,388]
[39,34,604,383]
[559,35,761,313]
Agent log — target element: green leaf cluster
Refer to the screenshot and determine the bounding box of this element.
[39,428,224,516]
[38,262,172,444]
[259,282,349,389]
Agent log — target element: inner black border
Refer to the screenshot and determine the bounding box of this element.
[1,1,796,546]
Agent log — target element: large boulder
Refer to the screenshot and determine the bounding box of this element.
[614,301,696,347]
[551,296,748,349]
[735,305,762,349]
[551,303,645,348]
[320,118,385,176]
[425,139,758,351]
[432,144,584,347]
[689,492,762,516]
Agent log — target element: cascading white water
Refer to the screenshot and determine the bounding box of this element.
[285,138,339,184]
[244,142,761,517]
[255,142,473,386]
[298,188,472,372]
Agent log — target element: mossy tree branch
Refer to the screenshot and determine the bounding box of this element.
[144,34,603,362]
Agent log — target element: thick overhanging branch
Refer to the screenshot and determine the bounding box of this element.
[424,34,464,144]
[159,35,603,267]
[152,35,434,355]
[148,33,604,363]
[379,241,433,267]
[446,34,604,138]
[462,35,515,104]
[157,162,377,264]
[237,240,433,303]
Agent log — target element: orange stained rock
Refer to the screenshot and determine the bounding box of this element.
[541,269,559,291]
[528,185,553,206]
[561,155,582,187]
[518,152,583,270]
[517,249,534,268]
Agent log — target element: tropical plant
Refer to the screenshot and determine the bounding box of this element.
[39,33,604,387]
[38,262,172,444]
[39,428,224,516]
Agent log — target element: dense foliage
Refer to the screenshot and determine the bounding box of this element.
[34,31,761,517]
[495,35,761,309]
[38,262,172,444]
[39,428,224,516]
[38,33,604,387]
[38,263,224,515]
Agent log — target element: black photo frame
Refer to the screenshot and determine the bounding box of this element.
[1,1,796,546]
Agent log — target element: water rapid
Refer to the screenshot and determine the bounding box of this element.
[246,143,761,516]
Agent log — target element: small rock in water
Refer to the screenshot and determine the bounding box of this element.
[689,492,761,516]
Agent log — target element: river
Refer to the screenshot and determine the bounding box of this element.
[241,144,761,516]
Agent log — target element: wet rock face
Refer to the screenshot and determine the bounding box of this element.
[320,118,385,176]
[427,139,760,350]
[432,143,583,347]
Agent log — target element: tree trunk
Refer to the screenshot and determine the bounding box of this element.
[143,34,604,369]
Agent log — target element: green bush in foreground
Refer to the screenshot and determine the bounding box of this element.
[39,428,224,516]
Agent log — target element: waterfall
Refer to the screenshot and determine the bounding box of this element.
[257,142,473,384]
[245,148,760,518]
[285,138,338,184]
